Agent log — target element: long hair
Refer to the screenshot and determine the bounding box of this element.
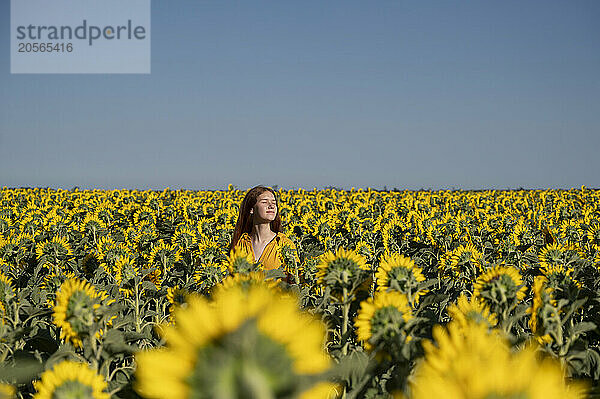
[228,186,282,252]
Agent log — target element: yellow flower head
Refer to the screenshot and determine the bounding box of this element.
[473,265,526,303]
[33,360,109,399]
[216,271,279,293]
[316,248,369,294]
[0,383,15,399]
[376,253,426,304]
[528,276,558,344]
[226,246,258,274]
[135,284,332,399]
[411,320,586,399]
[35,236,73,262]
[354,290,413,352]
[53,278,103,348]
[447,294,497,330]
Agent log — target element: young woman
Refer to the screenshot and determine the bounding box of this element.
[229,185,298,271]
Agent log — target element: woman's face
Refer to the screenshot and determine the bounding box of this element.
[251,191,277,223]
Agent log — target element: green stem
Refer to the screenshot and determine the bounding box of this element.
[135,282,141,333]
[341,287,349,356]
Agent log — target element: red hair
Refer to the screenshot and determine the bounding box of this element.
[228,186,281,252]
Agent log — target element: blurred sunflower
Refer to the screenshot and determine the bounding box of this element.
[355,290,413,352]
[33,360,109,399]
[226,246,259,274]
[216,271,279,293]
[0,271,15,309]
[528,276,558,345]
[410,320,586,399]
[0,383,15,399]
[114,256,139,297]
[53,278,103,348]
[447,294,497,330]
[135,284,333,399]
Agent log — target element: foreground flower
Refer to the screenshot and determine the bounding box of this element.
[33,360,109,399]
[53,278,103,348]
[410,320,586,399]
[135,284,333,399]
[216,270,279,293]
[226,246,259,274]
[0,383,15,399]
[355,291,413,352]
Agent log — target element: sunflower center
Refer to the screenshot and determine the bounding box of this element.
[484,392,529,399]
[480,275,519,304]
[66,291,96,334]
[186,319,298,399]
[464,310,492,326]
[51,380,94,399]
[387,267,413,291]
[370,306,406,344]
[324,258,364,286]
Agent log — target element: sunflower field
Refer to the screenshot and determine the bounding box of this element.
[0,186,599,398]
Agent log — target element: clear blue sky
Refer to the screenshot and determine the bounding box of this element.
[1,1,599,190]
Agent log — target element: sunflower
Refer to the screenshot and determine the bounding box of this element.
[528,276,558,345]
[192,261,227,290]
[587,223,600,246]
[114,255,138,292]
[33,360,109,399]
[410,320,586,399]
[216,271,279,293]
[171,226,197,251]
[78,213,107,237]
[447,294,497,330]
[354,290,413,352]
[149,240,181,268]
[439,242,483,279]
[538,243,568,268]
[225,246,258,274]
[375,253,426,305]
[53,278,103,348]
[316,248,369,297]
[472,265,526,316]
[35,235,73,265]
[354,241,372,259]
[135,284,333,399]
[166,285,188,307]
[0,383,15,399]
[40,270,78,308]
[0,271,15,308]
[382,217,406,252]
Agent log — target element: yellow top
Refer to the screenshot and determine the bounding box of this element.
[235,231,299,271]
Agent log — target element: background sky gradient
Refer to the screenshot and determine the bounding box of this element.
[1,1,599,191]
